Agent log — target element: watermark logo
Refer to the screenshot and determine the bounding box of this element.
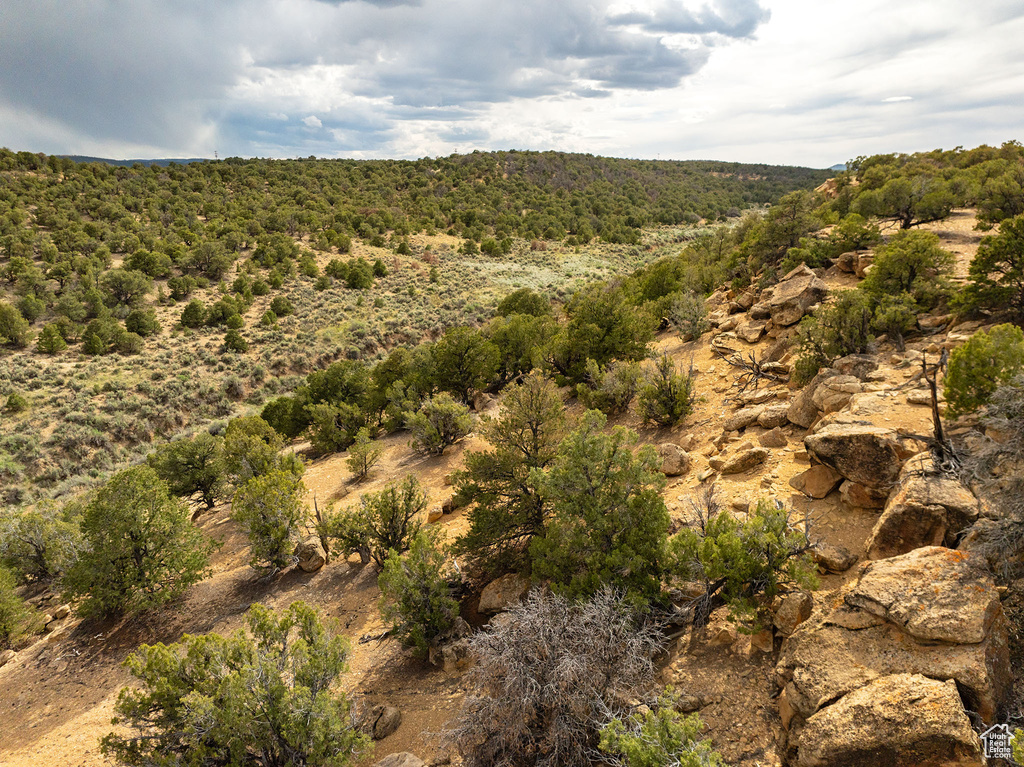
[980,723,1015,761]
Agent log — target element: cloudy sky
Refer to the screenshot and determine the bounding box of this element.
[1,0,1022,167]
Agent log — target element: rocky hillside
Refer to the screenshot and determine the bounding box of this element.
[2,193,1023,764]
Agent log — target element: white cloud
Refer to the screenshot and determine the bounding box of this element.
[302,115,323,128]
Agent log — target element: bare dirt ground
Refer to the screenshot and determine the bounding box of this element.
[0,212,986,767]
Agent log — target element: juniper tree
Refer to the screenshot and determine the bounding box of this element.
[530,410,669,604]
[455,373,567,572]
[63,467,215,617]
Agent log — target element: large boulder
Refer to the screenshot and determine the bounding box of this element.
[736,320,767,344]
[787,369,838,429]
[373,754,425,767]
[359,704,403,740]
[722,405,765,432]
[804,421,905,490]
[776,547,1011,731]
[789,465,843,499]
[478,573,530,614]
[720,447,769,475]
[295,537,327,572]
[767,265,828,327]
[831,354,879,381]
[795,674,982,767]
[809,375,862,415]
[657,443,691,477]
[866,455,979,560]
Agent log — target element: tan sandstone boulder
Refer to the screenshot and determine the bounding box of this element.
[866,454,979,560]
[767,265,829,327]
[804,421,905,490]
[795,674,982,767]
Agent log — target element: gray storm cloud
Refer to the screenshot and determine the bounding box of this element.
[0,0,769,155]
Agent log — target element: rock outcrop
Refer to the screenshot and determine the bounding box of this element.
[865,454,979,560]
[765,265,829,327]
[372,754,425,767]
[776,547,1010,755]
[478,573,530,614]
[803,421,906,490]
[789,465,842,499]
[795,674,982,767]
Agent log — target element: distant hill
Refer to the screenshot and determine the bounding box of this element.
[829,163,847,171]
[60,155,209,167]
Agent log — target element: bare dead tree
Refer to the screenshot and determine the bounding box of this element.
[710,338,789,394]
[445,589,662,767]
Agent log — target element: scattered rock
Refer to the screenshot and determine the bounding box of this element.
[441,495,460,514]
[787,369,838,428]
[758,403,791,429]
[854,251,874,278]
[749,302,772,320]
[51,604,71,621]
[709,625,738,648]
[795,674,982,767]
[789,465,843,499]
[831,354,878,381]
[736,320,767,344]
[657,443,692,477]
[774,591,813,637]
[0,649,15,667]
[478,573,531,614]
[723,406,766,432]
[426,506,444,524]
[361,704,403,740]
[373,754,425,767]
[735,290,755,311]
[812,541,858,573]
[720,448,769,475]
[804,422,905,490]
[440,638,474,676]
[295,536,327,572]
[749,628,775,655]
[758,427,788,448]
[810,375,862,414]
[865,455,979,560]
[834,250,858,273]
[472,392,495,411]
[839,480,888,509]
[767,265,829,327]
[907,388,942,406]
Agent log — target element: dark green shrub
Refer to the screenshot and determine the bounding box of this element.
[269,296,294,317]
[792,289,873,384]
[4,392,28,413]
[637,355,697,427]
[378,529,460,658]
[223,329,249,353]
[600,689,723,767]
[346,427,383,481]
[125,309,161,337]
[342,475,426,567]
[0,500,83,582]
[147,433,225,509]
[180,299,206,328]
[495,287,550,318]
[576,359,641,415]
[455,373,567,571]
[669,491,816,629]
[100,602,368,767]
[1,566,37,649]
[432,326,499,403]
[345,258,374,290]
[961,214,1024,319]
[0,302,29,347]
[62,467,215,617]
[861,230,954,310]
[406,393,472,455]
[944,324,1024,417]
[531,410,669,603]
[36,323,67,354]
[870,292,918,351]
[231,469,306,572]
